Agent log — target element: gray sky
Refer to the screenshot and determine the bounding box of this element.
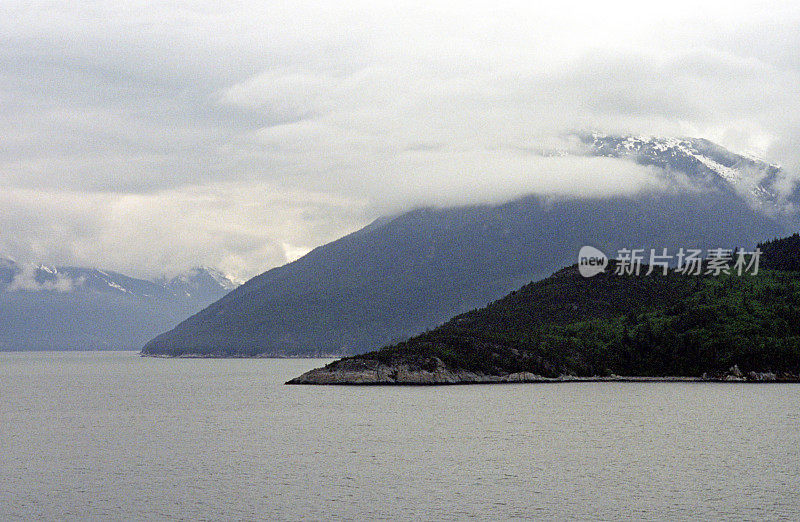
[2,0,799,279]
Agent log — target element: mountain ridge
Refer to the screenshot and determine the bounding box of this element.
[0,261,239,351]
[0,260,238,299]
[582,133,796,221]
[142,134,794,357]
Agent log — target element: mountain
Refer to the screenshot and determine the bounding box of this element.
[584,133,787,209]
[159,267,240,303]
[142,135,795,357]
[0,262,238,351]
[288,237,800,384]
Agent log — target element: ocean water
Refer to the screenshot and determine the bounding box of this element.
[1,351,799,521]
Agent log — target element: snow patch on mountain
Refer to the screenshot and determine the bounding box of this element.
[6,264,78,293]
[0,261,239,300]
[582,133,791,216]
[160,267,240,299]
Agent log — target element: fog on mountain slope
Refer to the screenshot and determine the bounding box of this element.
[142,136,796,358]
[584,134,797,222]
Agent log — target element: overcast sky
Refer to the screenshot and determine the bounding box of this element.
[2,0,799,279]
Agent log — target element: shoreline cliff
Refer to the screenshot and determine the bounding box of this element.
[286,358,792,385]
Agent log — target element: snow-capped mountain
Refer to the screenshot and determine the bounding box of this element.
[160,267,240,301]
[582,133,791,215]
[0,261,240,351]
[0,261,238,300]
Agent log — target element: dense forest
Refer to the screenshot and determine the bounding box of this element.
[760,233,800,272]
[321,234,800,379]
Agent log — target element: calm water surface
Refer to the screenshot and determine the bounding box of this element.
[1,351,799,520]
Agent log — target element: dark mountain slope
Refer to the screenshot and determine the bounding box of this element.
[143,188,784,356]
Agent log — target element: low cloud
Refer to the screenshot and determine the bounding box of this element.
[1,0,799,278]
[7,264,80,293]
[0,184,374,280]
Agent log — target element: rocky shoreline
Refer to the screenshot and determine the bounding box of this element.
[140,352,343,359]
[286,359,798,385]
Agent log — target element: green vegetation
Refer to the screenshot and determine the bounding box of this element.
[760,233,800,272]
[330,237,800,379]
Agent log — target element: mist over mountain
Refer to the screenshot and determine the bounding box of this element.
[582,133,799,223]
[142,136,794,357]
[0,262,238,351]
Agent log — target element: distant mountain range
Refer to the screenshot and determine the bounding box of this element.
[0,261,238,351]
[142,134,796,357]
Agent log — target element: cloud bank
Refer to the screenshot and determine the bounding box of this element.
[1,0,799,278]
